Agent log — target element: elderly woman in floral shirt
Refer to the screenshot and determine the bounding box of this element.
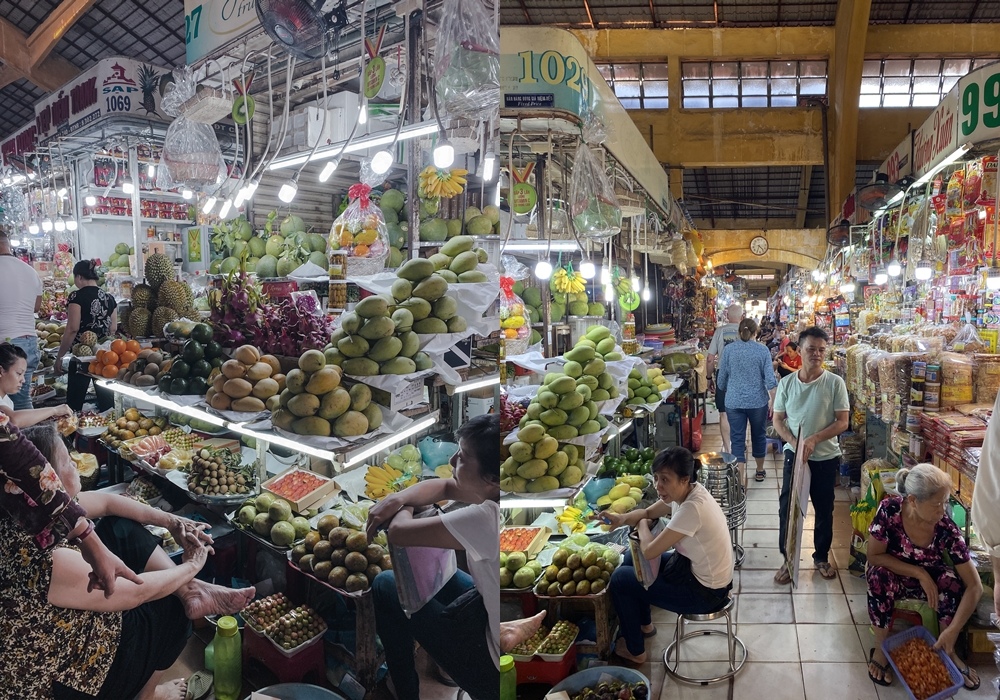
[0,413,141,594]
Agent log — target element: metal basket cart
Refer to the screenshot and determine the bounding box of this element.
[698,452,747,568]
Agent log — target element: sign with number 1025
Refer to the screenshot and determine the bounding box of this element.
[958,60,1000,144]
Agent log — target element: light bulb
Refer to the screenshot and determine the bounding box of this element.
[278,177,298,203]
[28,223,39,234]
[181,189,192,200]
[233,187,248,208]
[54,218,66,232]
[483,151,495,181]
[887,260,902,277]
[433,138,455,169]
[57,187,68,197]
[534,260,552,280]
[370,150,393,175]
[66,219,77,231]
[358,102,368,125]
[604,284,614,301]
[980,209,987,220]
[494,187,501,207]
[915,263,933,281]
[147,163,156,177]
[631,277,640,292]
[84,194,97,206]
[580,261,596,279]
[246,179,260,198]
[202,196,217,215]
[41,218,53,232]
[1,176,10,185]
[8,238,18,246]
[121,177,134,194]
[874,271,888,285]
[319,159,340,183]
[600,266,611,285]
[783,296,791,305]
[987,268,1000,290]
[641,287,651,301]
[840,280,856,294]
[811,269,820,281]
[219,199,233,218]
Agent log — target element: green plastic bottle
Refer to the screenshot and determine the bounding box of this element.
[213,616,242,700]
[500,654,516,700]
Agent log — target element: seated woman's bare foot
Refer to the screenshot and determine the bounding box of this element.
[153,679,187,700]
[500,611,547,653]
[614,638,647,664]
[181,580,256,619]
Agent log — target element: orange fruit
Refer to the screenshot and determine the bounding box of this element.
[354,244,370,257]
[96,349,105,362]
[102,351,119,366]
[101,364,118,378]
[110,339,126,355]
[125,339,141,354]
[88,362,99,374]
[120,350,137,365]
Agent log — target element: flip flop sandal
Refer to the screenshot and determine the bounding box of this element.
[755,470,767,482]
[642,625,657,638]
[867,648,892,687]
[185,671,213,700]
[610,652,646,668]
[816,561,837,579]
[773,565,792,585]
[958,663,981,690]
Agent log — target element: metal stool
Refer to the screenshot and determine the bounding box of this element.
[765,436,783,454]
[663,598,747,685]
[698,452,747,568]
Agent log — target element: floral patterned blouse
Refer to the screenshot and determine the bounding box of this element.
[0,416,87,549]
[0,515,122,697]
[868,496,970,570]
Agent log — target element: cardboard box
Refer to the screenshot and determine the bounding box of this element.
[193,437,241,453]
[704,401,720,425]
[344,376,427,413]
[32,261,53,277]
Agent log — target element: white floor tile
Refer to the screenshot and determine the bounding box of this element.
[746,488,780,502]
[798,624,867,662]
[788,567,844,594]
[841,570,869,594]
[657,663,733,699]
[745,514,781,529]
[737,624,800,662]
[734,662,805,699]
[740,547,786,570]
[737,593,794,624]
[742,529,781,547]
[663,628,741,663]
[801,662,880,700]
[846,595,871,625]
[746,500,780,514]
[740,568,789,593]
[793,594,854,624]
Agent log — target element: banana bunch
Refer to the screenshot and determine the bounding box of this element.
[417,166,469,198]
[364,463,418,500]
[614,275,633,297]
[556,505,588,534]
[553,266,586,294]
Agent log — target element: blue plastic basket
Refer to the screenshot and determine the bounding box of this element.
[881,625,964,700]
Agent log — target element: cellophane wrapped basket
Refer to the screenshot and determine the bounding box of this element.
[329,184,389,277]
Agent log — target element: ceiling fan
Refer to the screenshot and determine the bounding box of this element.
[856,172,902,211]
[256,0,349,60]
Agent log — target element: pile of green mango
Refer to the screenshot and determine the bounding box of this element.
[569,324,623,363]
[500,424,586,494]
[324,295,433,377]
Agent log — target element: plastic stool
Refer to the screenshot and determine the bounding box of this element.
[884,599,940,636]
[243,626,327,685]
[765,437,782,454]
[664,598,746,685]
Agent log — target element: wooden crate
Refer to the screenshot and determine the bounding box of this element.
[262,467,340,512]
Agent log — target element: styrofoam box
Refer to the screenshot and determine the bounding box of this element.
[705,401,720,424]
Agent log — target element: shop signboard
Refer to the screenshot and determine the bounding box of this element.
[912,88,959,179]
[879,132,913,184]
[0,122,38,165]
[956,59,1000,146]
[500,27,674,220]
[184,0,261,65]
[33,58,171,143]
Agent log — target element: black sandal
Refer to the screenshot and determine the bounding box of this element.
[867,648,892,687]
[958,662,981,690]
[755,469,767,482]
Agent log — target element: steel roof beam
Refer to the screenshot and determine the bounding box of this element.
[25,0,98,69]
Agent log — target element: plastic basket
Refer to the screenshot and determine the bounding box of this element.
[881,626,963,700]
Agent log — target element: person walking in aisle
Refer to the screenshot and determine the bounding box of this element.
[55,260,117,412]
[972,389,1000,618]
[706,303,743,454]
[771,326,849,583]
[717,318,777,486]
[0,232,44,410]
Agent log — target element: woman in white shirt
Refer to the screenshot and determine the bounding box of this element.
[365,414,500,700]
[604,447,734,664]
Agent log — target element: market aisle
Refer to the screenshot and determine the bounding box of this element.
[636,422,997,700]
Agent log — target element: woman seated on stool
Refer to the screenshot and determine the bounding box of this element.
[865,463,982,690]
[0,342,75,428]
[603,446,735,664]
[773,341,802,378]
[0,423,254,700]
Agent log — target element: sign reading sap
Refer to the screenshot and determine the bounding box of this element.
[185,0,261,65]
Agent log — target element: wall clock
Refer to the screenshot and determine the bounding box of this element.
[750,236,769,256]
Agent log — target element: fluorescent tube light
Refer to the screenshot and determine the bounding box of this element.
[343,414,439,468]
[502,241,580,252]
[268,121,440,171]
[453,375,500,394]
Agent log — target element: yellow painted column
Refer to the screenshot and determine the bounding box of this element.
[828,0,872,222]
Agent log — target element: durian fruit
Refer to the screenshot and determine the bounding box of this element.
[119,306,132,331]
[128,308,151,337]
[182,283,194,310]
[157,280,189,313]
[131,283,154,310]
[144,253,174,291]
[151,307,178,336]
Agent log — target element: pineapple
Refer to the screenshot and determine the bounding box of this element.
[138,64,161,116]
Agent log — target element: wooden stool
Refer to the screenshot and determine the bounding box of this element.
[664,598,746,685]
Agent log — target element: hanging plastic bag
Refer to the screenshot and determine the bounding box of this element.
[434,0,499,122]
[329,184,389,276]
[950,323,986,353]
[569,143,622,240]
[946,169,965,217]
[500,276,531,354]
[157,67,227,191]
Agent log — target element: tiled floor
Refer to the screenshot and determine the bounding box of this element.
[629,422,998,700]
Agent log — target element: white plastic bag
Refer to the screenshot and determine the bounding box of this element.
[157,67,226,190]
[569,143,622,240]
[434,0,499,122]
